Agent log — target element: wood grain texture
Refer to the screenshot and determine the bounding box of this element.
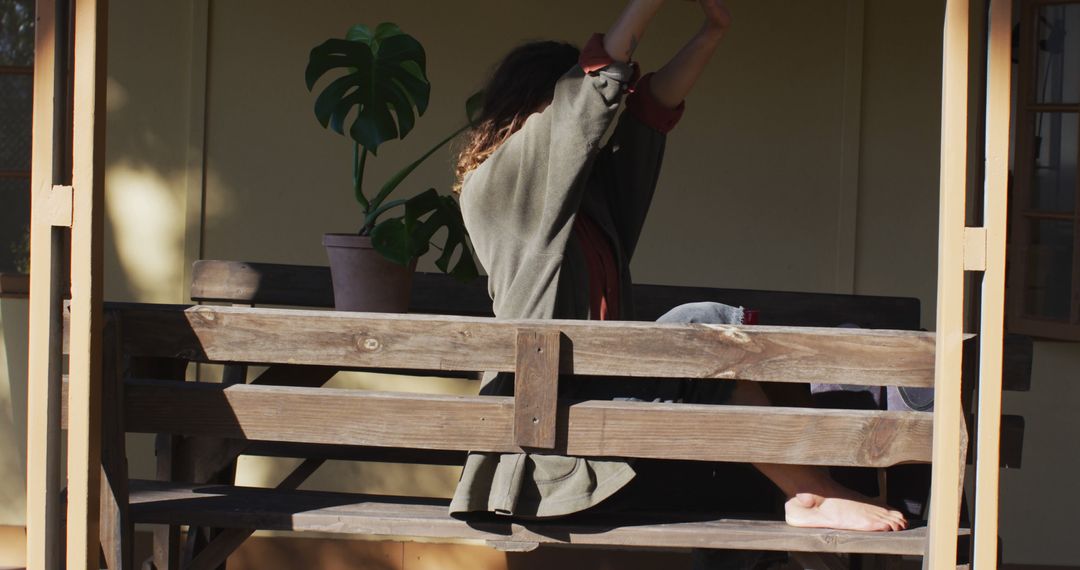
[127,480,957,556]
[123,380,933,467]
[112,304,937,388]
[514,330,561,449]
[98,318,132,570]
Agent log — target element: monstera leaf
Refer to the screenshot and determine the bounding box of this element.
[305,23,430,154]
[370,188,479,282]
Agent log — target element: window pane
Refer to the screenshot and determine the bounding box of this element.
[0,0,34,67]
[0,73,33,172]
[1036,3,1080,104]
[1023,219,1074,320]
[1031,112,1078,212]
[0,177,30,274]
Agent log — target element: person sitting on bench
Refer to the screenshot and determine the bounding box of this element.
[449,0,907,533]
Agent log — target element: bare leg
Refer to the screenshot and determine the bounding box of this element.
[729,381,908,532]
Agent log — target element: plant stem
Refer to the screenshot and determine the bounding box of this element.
[353,143,370,217]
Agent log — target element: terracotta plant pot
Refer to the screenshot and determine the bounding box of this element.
[322,233,417,313]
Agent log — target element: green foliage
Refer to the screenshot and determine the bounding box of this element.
[305,23,480,281]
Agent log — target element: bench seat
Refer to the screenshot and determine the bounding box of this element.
[128,480,950,556]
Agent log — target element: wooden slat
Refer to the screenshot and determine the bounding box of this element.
[927,0,970,566]
[127,480,952,556]
[514,330,560,448]
[123,380,934,467]
[98,317,132,570]
[974,0,1012,568]
[189,260,923,329]
[26,0,64,566]
[67,0,109,566]
[112,304,938,388]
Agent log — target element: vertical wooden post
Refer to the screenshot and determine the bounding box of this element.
[26,0,62,568]
[66,0,109,567]
[973,0,1011,568]
[927,0,969,567]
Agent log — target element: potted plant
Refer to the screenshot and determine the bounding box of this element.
[306,22,479,312]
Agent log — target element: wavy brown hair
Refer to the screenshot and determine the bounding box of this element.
[454,41,580,194]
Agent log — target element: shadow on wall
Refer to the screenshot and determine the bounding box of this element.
[0,298,29,527]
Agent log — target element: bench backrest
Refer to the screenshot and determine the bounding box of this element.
[190,260,922,329]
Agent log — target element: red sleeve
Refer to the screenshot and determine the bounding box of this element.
[626,72,685,134]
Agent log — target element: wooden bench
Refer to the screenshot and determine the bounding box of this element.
[86,260,981,570]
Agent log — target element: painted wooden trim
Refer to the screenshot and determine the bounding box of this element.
[963,227,987,271]
[926,0,970,567]
[25,0,63,567]
[182,0,211,304]
[836,0,866,294]
[47,184,73,227]
[0,273,30,297]
[66,0,109,566]
[972,1,1012,568]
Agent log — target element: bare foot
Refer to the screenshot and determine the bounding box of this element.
[784,493,908,532]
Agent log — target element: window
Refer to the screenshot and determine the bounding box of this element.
[1008,0,1080,341]
[0,0,34,276]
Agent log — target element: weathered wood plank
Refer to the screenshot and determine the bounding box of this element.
[514,330,561,449]
[112,305,937,388]
[123,380,933,467]
[127,480,953,556]
[98,317,132,570]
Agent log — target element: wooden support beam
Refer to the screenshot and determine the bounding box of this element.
[927,0,970,567]
[514,330,561,449]
[112,305,938,388]
[122,380,934,468]
[98,318,132,570]
[26,0,64,567]
[973,0,1012,568]
[66,0,110,566]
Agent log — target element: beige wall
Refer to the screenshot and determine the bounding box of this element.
[999,341,1080,565]
[3,0,1077,566]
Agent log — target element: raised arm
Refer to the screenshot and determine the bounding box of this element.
[648,0,732,109]
[604,0,667,62]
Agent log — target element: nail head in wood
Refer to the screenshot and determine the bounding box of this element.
[514,329,561,449]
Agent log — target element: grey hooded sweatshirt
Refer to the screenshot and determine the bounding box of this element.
[450,40,681,518]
